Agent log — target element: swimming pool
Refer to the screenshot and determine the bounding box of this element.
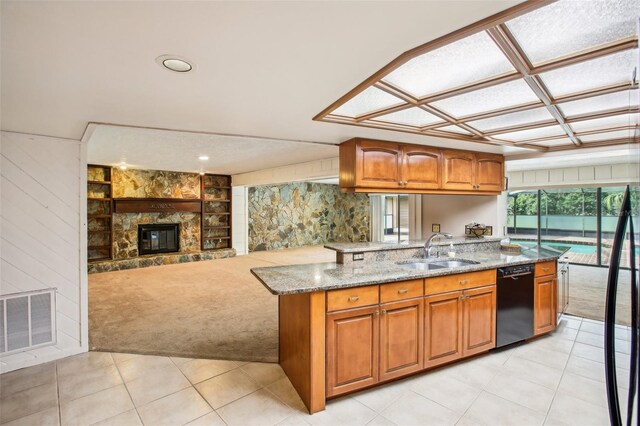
[510,239,597,254]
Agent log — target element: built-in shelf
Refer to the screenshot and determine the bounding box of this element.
[201,174,232,251]
[88,165,113,263]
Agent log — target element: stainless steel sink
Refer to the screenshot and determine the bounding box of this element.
[429,259,480,268]
[397,259,479,270]
[398,261,446,271]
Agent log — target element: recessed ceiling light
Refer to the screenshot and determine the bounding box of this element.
[198,155,209,161]
[156,55,194,73]
[119,162,127,170]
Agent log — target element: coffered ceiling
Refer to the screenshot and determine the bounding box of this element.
[315,0,640,153]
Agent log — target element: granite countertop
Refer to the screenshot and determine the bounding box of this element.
[324,236,502,253]
[251,244,568,295]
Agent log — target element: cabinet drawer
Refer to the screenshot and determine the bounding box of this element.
[380,280,423,303]
[425,269,496,295]
[327,285,379,312]
[535,261,556,277]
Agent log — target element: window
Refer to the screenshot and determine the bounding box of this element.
[507,186,639,268]
[370,194,410,243]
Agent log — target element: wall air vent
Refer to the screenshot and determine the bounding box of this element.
[1,289,56,354]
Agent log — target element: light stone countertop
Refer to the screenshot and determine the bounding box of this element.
[251,244,568,295]
[324,236,503,253]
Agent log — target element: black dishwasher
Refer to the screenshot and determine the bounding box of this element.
[496,263,535,348]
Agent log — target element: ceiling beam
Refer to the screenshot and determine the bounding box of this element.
[546,137,638,152]
[487,25,581,145]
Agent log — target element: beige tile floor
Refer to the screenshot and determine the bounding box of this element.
[0,315,634,426]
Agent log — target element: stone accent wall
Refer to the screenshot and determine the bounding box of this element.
[112,169,200,199]
[112,212,200,259]
[248,183,369,251]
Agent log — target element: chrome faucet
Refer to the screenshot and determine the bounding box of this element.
[425,232,453,258]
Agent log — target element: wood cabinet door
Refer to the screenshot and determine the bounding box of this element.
[462,285,496,357]
[379,298,423,382]
[534,276,557,336]
[442,150,475,191]
[424,291,463,368]
[401,145,441,189]
[326,305,379,397]
[355,141,401,188]
[474,153,504,192]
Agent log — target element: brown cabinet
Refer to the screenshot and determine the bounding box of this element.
[442,150,475,191]
[424,285,496,368]
[442,150,504,192]
[339,138,503,194]
[475,153,504,192]
[379,298,423,381]
[401,145,441,189]
[326,305,379,397]
[424,291,463,368]
[534,275,557,336]
[326,280,424,396]
[462,285,497,356]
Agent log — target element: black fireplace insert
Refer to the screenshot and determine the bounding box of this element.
[138,224,180,255]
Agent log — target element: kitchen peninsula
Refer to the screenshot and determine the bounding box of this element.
[251,237,566,414]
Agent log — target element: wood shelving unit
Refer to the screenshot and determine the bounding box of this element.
[87,165,113,262]
[201,174,232,251]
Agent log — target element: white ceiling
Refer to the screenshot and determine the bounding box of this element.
[1,0,533,174]
[86,124,338,175]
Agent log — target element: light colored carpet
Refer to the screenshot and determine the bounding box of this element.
[89,246,334,362]
[565,265,635,326]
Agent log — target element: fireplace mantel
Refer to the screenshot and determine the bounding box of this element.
[113,198,202,213]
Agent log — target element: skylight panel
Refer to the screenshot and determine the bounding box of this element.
[332,86,404,117]
[430,80,541,118]
[382,32,515,98]
[372,107,444,127]
[495,125,567,142]
[467,107,555,132]
[539,49,638,97]
[559,90,639,117]
[570,113,639,132]
[579,129,635,142]
[506,0,640,65]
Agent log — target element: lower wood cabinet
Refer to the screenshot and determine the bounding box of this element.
[326,305,379,397]
[424,291,463,368]
[462,285,497,357]
[534,275,557,336]
[326,298,424,397]
[379,298,423,381]
[425,285,496,368]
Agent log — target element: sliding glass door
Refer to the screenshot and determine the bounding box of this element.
[507,186,639,269]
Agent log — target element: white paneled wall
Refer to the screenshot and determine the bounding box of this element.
[507,162,639,189]
[0,131,87,373]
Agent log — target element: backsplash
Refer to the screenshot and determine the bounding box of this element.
[248,183,370,251]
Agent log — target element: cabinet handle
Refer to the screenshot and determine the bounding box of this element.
[459,279,468,285]
[398,289,408,294]
[542,268,550,272]
[382,309,387,314]
[460,295,468,300]
[348,296,359,302]
[375,310,380,315]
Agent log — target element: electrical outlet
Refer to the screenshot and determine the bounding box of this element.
[432,224,440,232]
[353,252,365,261]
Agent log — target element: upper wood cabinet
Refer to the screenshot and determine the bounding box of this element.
[339,138,503,194]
